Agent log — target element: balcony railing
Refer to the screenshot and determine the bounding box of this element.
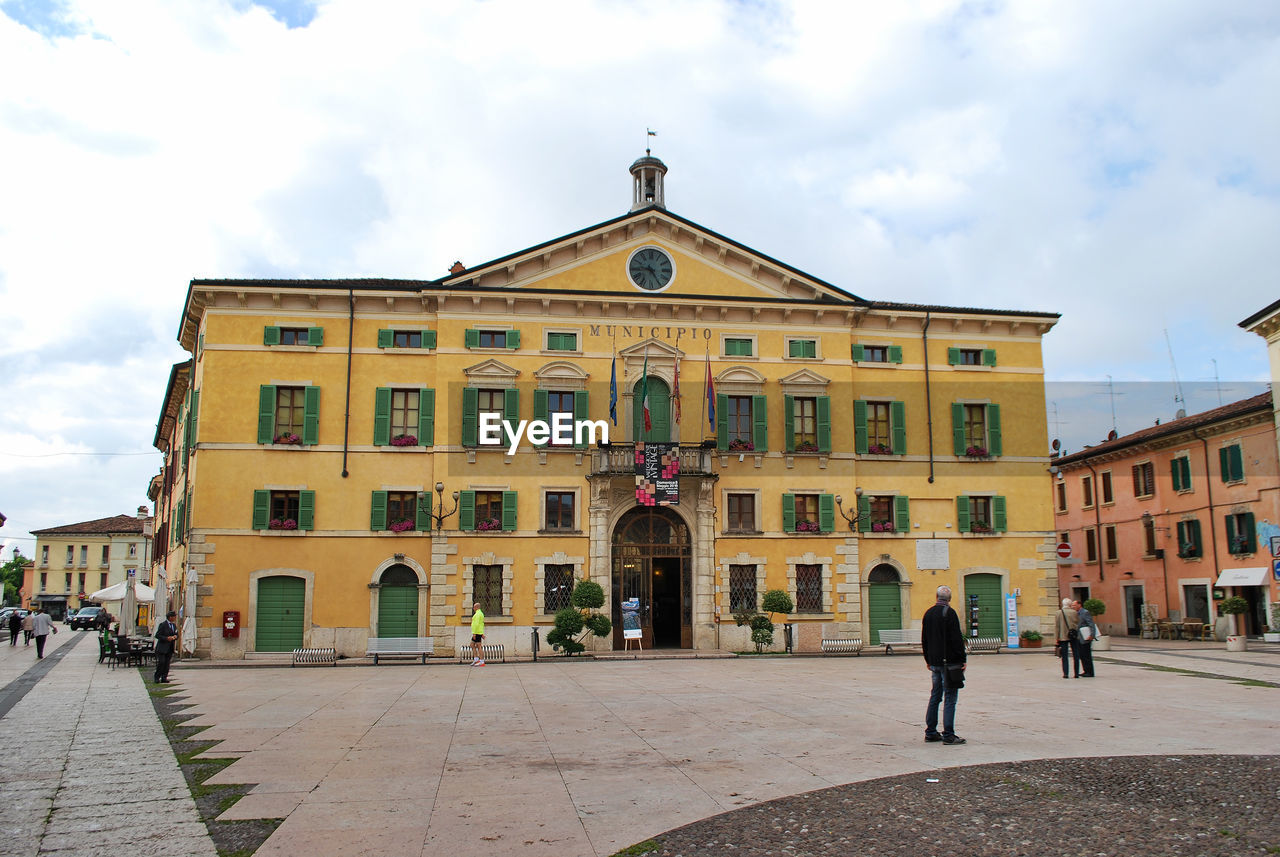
[590,443,714,476]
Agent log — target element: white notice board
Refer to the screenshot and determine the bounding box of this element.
[916,539,950,570]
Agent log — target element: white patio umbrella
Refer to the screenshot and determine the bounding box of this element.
[87,580,156,603]
[180,573,198,655]
[120,578,137,637]
[151,566,168,634]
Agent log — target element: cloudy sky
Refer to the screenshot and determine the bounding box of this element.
[1,0,1276,558]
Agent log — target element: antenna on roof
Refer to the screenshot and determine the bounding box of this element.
[1163,328,1185,417]
[1212,358,1223,407]
[1105,375,1118,435]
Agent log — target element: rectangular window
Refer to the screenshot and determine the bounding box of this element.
[278,327,310,346]
[1132,462,1155,498]
[869,495,894,533]
[1176,519,1202,559]
[727,396,753,446]
[794,493,819,531]
[387,491,418,531]
[795,564,823,613]
[544,491,575,531]
[1100,470,1113,504]
[957,495,1007,534]
[65,572,72,591]
[128,543,137,558]
[478,389,505,429]
[100,545,109,566]
[1081,476,1094,508]
[1143,515,1157,556]
[867,402,891,452]
[1104,525,1118,561]
[252,488,315,531]
[1226,512,1256,555]
[100,573,108,589]
[1055,481,1067,513]
[724,337,753,357]
[479,329,509,348]
[65,546,73,566]
[787,338,817,358]
[1085,528,1098,563]
[949,347,996,366]
[78,572,85,593]
[729,565,758,613]
[963,404,987,452]
[275,386,307,440]
[41,545,48,566]
[40,572,47,591]
[1219,444,1244,483]
[377,328,436,349]
[862,345,887,362]
[952,401,1002,457]
[473,565,503,616]
[1171,455,1193,492]
[79,546,87,567]
[544,564,574,614]
[271,491,300,527]
[793,397,817,449]
[475,491,504,531]
[546,332,577,351]
[391,390,420,440]
[547,391,575,446]
[727,493,756,532]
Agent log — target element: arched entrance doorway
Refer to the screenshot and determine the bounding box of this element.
[866,564,902,645]
[377,564,418,638]
[612,506,691,648]
[632,376,671,442]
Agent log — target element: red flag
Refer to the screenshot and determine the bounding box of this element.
[641,355,651,432]
[705,350,715,428]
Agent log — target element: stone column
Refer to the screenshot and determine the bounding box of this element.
[429,534,458,656]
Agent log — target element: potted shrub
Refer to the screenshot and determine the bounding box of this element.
[733,589,794,653]
[1083,598,1110,651]
[546,580,611,655]
[1019,629,1043,648]
[1219,595,1249,651]
[1266,602,1280,644]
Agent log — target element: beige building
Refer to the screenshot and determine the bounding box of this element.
[28,510,152,620]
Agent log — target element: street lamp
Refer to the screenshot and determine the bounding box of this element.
[430,482,460,532]
[833,487,867,532]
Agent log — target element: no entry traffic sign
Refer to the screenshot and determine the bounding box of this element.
[1056,542,1072,559]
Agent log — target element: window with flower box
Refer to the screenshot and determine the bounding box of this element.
[1176,519,1202,559]
[472,565,504,615]
[373,388,435,447]
[532,389,590,448]
[370,491,430,533]
[854,400,905,455]
[717,394,767,452]
[258,385,320,445]
[264,325,323,346]
[252,489,315,531]
[1219,444,1244,483]
[782,493,835,534]
[377,328,436,349]
[543,564,574,613]
[951,402,1001,457]
[956,495,1006,534]
[784,395,831,453]
[857,494,909,533]
[851,344,903,364]
[459,490,517,532]
[795,564,823,613]
[461,387,518,447]
[465,328,520,349]
[1225,512,1256,555]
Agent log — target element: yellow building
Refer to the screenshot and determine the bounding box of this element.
[29,511,151,620]
[154,156,1061,659]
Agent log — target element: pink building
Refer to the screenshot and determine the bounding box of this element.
[1051,392,1278,637]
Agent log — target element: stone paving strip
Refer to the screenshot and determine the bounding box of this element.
[0,631,218,857]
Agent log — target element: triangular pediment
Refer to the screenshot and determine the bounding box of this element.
[463,359,520,383]
[533,361,590,390]
[618,338,681,360]
[779,368,831,395]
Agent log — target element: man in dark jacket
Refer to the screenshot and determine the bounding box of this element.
[921,585,967,745]
[153,611,179,683]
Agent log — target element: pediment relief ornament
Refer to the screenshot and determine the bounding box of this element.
[779,367,831,395]
[463,358,520,383]
[533,360,590,391]
[715,365,766,395]
[620,337,683,382]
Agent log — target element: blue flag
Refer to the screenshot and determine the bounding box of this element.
[609,355,618,426]
[705,350,716,428]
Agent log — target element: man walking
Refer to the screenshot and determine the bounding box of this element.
[922,585,967,745]
[470,602,485,666]
[1073,599,1097,677]
[32,607,57,658]
[154,611,179,683]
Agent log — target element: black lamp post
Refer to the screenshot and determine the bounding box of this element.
[431,482,460,532]
[833,487,867,532]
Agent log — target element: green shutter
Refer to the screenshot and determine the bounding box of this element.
[419,388,435,446]
[982,348,997,367]
[784,396,795,452]
[459,491,475,531]
[298,491,315,531]
[853,400,868,454]
[464,328,479,349]
[850,343,864,362]
[370,491,388,531]
[1229,445,1244,482]
[373,387,392,446]
[716,394,728,450]
[947,347,960,365]
[819,494,835,533]
[789,339,801,358]
[503,388,520,428]
[532,389,549,447]
[1219,447,1232,482]
[894,495,910,532]
[752,395,768,451]
[308,327,324,346]
[1171,458,1183,491]
[888,345,903,364]
[1176,520,1187,550]
[1182,457,1193,490]
[857,494,872,533]
[416,492,431,531]
[263,326,281,346]
[782,494,796,533]
[423,329,436,349]
[506,329,520,349]
[188,391,199,446]
[258,385,277,444]
[461,388,478,447]
[573,390,590,449]
[993,496,1007,533]
[1243,512,1256,553]
[1189,519,1201,556]
[986,404,1002,457]
[890,400,906,455]
[956,496,971,533]
[817,396,831,453]
[377,329,393,348]
[951,402,965,456]
[502,491,518,531]
[302,386,321,445]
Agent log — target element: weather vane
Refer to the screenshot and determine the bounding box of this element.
[646,128,657,156]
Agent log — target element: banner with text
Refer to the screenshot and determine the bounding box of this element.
[635,442,679,506]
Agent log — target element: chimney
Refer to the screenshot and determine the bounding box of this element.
[449,261,466,275]
[137,505,149,519]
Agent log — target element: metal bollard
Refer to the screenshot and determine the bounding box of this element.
[784,623,794,653]
[531,627,540,662]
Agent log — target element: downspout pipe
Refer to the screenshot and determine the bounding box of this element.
[922,312,935,483]
[1084,462,1104,581]
[1193,429,1220,584]
[341,286,354,478]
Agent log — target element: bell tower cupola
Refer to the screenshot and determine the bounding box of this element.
[629,150,668,212]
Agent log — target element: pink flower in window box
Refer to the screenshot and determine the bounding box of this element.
[795,441,819,453]
[795,519,820,533]
[274,433,301,445]
[964,446,989,458]
[728,438,754,452]
[871,521,895,533]
[867,443,892,455]
[388,519,415,533]
[268,518,298,530]
[390,434,418,447]
[476,518,502,531]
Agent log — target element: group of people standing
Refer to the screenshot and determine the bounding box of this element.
[1054,598,1099,678]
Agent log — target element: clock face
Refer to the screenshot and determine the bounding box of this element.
[628,247,674,291]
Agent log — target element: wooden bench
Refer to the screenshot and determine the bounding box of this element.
[366,637,434,665]
[965,636,1003,654]
[877,629,922,654]
[821,638,864,655]
[291,647,337,666]
[458,644,506,664]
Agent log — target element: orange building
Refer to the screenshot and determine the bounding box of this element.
[1050,392,1278,637]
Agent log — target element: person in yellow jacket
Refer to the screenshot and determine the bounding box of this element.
[470,603,485,666]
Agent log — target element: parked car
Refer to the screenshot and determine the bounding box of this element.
[69,606,110,631]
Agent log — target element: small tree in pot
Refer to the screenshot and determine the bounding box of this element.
[734,589,794,653]
[546,580,612,655]
[1219,595,1249,650]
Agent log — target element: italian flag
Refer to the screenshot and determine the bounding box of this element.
[641,355,651,432]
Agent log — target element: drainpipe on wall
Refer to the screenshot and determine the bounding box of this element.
[922,312,935,483]
[341,286,355,478]
[1084,462,1104,582]
[1193,429,1220,622]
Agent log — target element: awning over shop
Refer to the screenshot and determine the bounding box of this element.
[1214,567,1268,587]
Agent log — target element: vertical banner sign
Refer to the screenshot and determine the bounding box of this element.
[1006,594,1020,648]
[635,442,679,506]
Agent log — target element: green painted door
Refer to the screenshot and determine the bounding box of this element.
[633,377,671,442]
[256,576,304,652]
[378,586,418,637]
[867,583,901,645]
[964,573,1004,639]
